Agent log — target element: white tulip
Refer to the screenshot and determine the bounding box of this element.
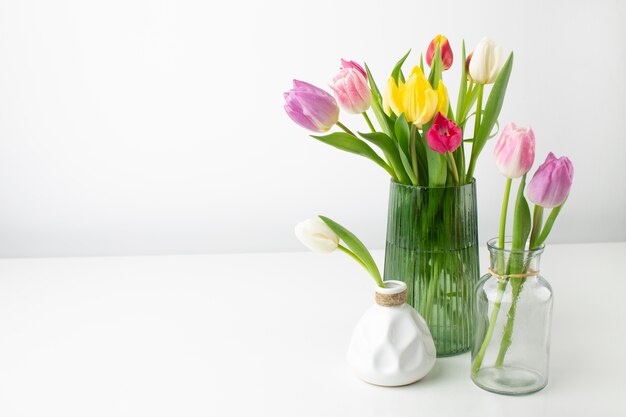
[469,37,505,84]
[295,218,340,253]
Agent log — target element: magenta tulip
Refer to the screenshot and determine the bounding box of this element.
[340,59,367,79]
[527,153,574,208]
[426,113,462,154]
[330,65,371,114]
[493,122,535,178]
[284,80,339,132]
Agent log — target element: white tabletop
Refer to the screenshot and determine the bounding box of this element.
[1,242,625,416]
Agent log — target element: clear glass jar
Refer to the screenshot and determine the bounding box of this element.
[384,180,480,356]
[471,238,553,395]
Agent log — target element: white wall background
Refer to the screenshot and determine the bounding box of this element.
[0,0,624,258]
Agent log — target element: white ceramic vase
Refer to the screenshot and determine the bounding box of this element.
[347,280,436,386]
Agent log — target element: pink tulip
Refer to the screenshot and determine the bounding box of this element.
[426,113,462,154]
[284,80,340,132]
[330,61,371,114]
[493,123,535,178]
[527,153,574,208]
[340,59,367,79]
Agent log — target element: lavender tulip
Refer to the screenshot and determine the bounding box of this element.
[284,80,339,132]
[527,152,574,208]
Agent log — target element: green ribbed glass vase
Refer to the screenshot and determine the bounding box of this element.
[383,179,480,356]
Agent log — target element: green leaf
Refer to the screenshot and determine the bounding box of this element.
[391,49,411,83]
[318,216,383,287]
[472,52,514,158]
[310,132,396,179]
[428,44,442,88]
[394,114,411,157]
[421,124,447,187]
[512,175,531,251]
[364,63,382,99]
[364,63,393,136]
[359,131,411,184]
[455,40,468,125]
[396,142,417,185]
[460,85,479,127]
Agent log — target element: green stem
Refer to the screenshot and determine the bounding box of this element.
[473,85,484,139]
[498,178,513,273]
[362,112,376,133]
[465,84,484,183]
[410,124,419,185]
[336,121,356,137]
[535,203,564,247]
[446,152,460,185]
[424,255,440,322]
[337,244,383,287]
[529,205,544,249]
[499,178,513,255]
[472,178,513,374]
[494,175,529,367]
[472,280,507,375]
[494,282,522,366]
[496,178,513,282]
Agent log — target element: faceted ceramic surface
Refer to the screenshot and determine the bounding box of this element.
[347,281,436,386]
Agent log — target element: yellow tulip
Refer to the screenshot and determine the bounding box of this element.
[383,66,438,126]
[383,76,403,117]
[435,80,449,116]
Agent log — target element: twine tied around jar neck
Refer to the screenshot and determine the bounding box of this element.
[375,288,407,307]
[487,268,540,279]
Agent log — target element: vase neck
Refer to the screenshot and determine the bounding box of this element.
[375,280,407,307]
[487,238,544,276]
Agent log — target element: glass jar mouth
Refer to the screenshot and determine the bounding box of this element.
[390,178,476,190]
[487,237,545,254]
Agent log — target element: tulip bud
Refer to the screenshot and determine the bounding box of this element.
[295,218,340,253]
[383,66,437,126]
[435,81,449,116]
[493,122,535,178]
[340,59,367,79]
[465,51,474,80]
[527,153,574,208]
[426,112,462,154]
[330,63,371,114]
[426,34,453,71]
[284,80,340,132]
[468,37,505,84]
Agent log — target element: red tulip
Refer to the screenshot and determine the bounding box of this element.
[426,113,462,154]
[426,35,453,71]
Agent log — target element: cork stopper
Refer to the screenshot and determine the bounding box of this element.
[374,280,407,307]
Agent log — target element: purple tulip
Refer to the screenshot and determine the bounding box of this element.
[284,80,339,132]
[527,152,574,208]
[493,122,535,178]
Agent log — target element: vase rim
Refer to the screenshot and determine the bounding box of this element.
[376,280,407,295]
[486,237,545,254]
[390,178,476,190]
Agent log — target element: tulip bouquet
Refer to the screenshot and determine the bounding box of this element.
[471,123,574,378]
[285,35,516,356]
[284,36,513,187]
